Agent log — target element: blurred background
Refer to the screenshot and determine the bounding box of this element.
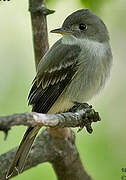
[0,0,126,179]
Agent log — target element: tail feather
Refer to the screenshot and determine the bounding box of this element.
[6,126,41,179]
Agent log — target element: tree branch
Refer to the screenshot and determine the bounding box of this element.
[0,104,100,134]
[0,129,93,180]
[29,0,54,69]
[0,104,100,179]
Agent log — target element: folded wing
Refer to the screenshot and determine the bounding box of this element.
[28,39,81,113]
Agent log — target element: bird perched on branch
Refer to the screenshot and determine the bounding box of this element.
[6,9,112,178]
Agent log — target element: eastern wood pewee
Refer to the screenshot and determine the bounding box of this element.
[7,9,113,178]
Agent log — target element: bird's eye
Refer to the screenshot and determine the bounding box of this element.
[79,24,87,31]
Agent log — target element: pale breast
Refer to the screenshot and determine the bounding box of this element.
[49,38,112,113]
[59,39,112,103]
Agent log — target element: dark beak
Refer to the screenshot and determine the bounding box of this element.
[50,28,72,35]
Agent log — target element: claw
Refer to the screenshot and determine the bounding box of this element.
[72,102,101,134]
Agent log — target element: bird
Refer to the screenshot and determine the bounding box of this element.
[6,9,112,178]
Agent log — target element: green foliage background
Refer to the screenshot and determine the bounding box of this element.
[0,0,126,180]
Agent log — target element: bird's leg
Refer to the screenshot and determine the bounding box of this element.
[69,102,101,134]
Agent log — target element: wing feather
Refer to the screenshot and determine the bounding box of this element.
[28,39,81,113]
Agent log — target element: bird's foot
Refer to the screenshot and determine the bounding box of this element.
[70,102,101,134]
